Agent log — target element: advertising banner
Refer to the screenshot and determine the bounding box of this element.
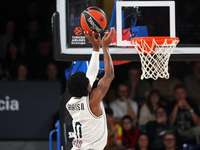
[0,81,61,140]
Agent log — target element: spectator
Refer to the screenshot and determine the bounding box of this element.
[0,20,25,59]
[146,106,178,150]
[167,84,200,139]
[45,62,66,92]
[45,62,58,81]
[110,83,138,124]
[125,67,151,106]
[139,90,163,130]
[163,131,181,150]
[105,108,125,150]
[24,19,41,59]
[29,38,54,79]
[184,61,200,106]
[121,115,140,149]
[2,40,25,79]
[0,60,7,81]
[21,1,42,30]
[135,133,151,150]
[16,63,29,81]
[0,20,15,60]
[153,70,181,101]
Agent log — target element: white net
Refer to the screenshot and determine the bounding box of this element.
[131,38,179,80]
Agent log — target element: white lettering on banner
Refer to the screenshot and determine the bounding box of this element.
[0,96,19,111]
[71,36,86,45]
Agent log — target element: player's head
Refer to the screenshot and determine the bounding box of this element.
[67,71,90,98]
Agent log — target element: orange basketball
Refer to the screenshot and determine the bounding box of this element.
[80,6,107,34]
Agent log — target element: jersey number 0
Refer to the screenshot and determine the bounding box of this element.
[75,122,82,138]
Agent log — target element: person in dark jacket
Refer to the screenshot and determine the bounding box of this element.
[146,106,180,150]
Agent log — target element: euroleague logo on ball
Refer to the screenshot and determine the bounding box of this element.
[74,27,83,36]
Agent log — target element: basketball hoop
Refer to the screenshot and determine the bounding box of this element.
[131,37,179,80]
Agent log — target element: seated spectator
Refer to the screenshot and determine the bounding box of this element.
[2,40,25,79]
[0,20,25,60]
[146,106,178,150]
[16,63,29,81]
[162,131,181,150]
[110,83,138,124]
[24,19,41,59]
[29,38,54,79]
[153,73,181,101]
[125,67,151,106]
[105,108,125,150]
[167,84,200,139]
[0,60,7,81]
[121,115,140,149]
[184,61,200,105]
[45,62,66,92]
[135,133,151,150]
[22,1,42,26]
[139,90,163,130]
[45,62,58,81]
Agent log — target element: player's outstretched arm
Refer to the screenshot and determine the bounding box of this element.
[89,27,115,115]
[100,28,115,86]
[85,31,101,87]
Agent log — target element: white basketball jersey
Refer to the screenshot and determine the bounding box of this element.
[66,95,107,150]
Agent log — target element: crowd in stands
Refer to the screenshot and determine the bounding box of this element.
[0,1,200,150]
[0,0,67,92]
[103,64,200,150]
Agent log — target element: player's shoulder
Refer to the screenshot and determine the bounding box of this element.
[67,96,76,104]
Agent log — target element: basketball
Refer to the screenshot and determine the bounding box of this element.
[80,6,107,34]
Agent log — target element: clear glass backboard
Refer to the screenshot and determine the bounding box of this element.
[52,0,200,61]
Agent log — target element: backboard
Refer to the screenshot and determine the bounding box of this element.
[52,0,200,61]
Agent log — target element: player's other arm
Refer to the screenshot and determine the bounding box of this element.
[85,31,101,87]
[89,28,115,115]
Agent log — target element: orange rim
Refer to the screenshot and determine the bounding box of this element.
[131,36,179,46]
[130,36,179,54]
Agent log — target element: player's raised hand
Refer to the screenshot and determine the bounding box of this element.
[84,31,101,51]
[102,27,115,48]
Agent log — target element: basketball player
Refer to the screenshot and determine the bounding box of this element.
[66,27,115,150]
